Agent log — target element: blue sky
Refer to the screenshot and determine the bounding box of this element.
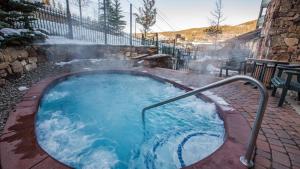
[61,0,262,32]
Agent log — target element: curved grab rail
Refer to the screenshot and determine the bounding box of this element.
[141,75,269,168]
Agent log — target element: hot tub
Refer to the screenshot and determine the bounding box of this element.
[0,70,250,169]
[35,72,224,169]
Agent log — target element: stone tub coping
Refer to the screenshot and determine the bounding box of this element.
[0,70,249,169]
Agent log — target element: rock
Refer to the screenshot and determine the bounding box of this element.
[0,69,7,77]
[6,66,12,74]
[0,78,6,86]
[20,60,27,66]
[0,50,11,62]
[28,57,37,64]
[284,38,299,46]
[17,50,28,60]
[10,60,23,74]
[0,63,8,70]
[125,52,131,57]
[4,47,28,61]
[288,46,298,52]
[271,36,284,47]
[25,63,37,71]
[4,48,17,61]
[0,51,5,62]
[27,47,38,59]
[131,53,138,58]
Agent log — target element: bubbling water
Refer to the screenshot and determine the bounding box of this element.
[36,73,225,169]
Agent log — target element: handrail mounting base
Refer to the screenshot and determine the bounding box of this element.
[240,156,254,168]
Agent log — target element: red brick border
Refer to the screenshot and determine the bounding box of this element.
[0,70,250,169]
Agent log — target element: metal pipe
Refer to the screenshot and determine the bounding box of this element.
[142,75,269,168]
[103,0,107,45]
[65,0,73,39]
[130,3,133,47]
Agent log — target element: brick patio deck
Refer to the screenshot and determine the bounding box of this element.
[144,68,300,169]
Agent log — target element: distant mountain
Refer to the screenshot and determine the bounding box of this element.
[151,20,257,43]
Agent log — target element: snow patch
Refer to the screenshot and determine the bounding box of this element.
[55,59,81,66]
[206,64,220,75]
[18,86,28,91]
[55,59,105,66]
[0,28,28,37]
[32,20,144,46]
[203,91,234,111]
[83,67,92,70]
[43,36,96,45]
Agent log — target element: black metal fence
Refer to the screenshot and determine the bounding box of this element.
[157,41,191,70]
[21,6,157,46]
[13,4,191,70]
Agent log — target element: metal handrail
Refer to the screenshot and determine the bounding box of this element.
[142,75,269,168]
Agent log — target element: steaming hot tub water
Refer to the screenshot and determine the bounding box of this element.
[36,73,225,169]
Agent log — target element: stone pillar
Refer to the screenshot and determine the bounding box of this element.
[259,0,300,62]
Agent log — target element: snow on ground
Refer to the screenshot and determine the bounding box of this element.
[33,20,143,46]
[206,64,238,76]
[202,91,234,111]
[55,58,104,66]
[0,28,28,37]
[206,64,220,75]
[42,36,96,45]
[18,86,29,91]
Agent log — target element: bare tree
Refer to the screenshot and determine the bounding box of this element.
[135,0,157,37]
[72,0,91,24]
[204,0,225,50]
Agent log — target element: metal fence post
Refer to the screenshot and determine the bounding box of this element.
[173,39,176,57]
[130,3,133,47]
[155,33,158,47]
[155,33,159,54]
[66,0,73,39]
[103,0,108,45]
[142,34,145,45]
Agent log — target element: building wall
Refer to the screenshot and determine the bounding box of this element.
[259,0,300,62]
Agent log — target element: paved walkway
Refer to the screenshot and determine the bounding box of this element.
[145,68,300,169]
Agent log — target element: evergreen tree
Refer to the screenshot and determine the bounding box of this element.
[135,0,156,37]
[110,0,126,34]
[0,0,47,46]
[98,0,113,30]
[98,0,125,34]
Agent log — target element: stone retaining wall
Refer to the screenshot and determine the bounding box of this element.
[34,44,157,62]
[0,47,38,86]
[0,44,158,86]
